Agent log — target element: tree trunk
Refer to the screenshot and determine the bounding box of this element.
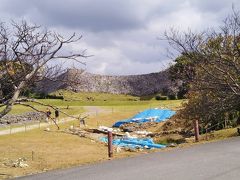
[0,66,38,119]
[0,81,26,119]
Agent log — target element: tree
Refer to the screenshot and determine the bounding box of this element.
[169,53,196,98]
[0,21,88,120]
[165,9,240,128]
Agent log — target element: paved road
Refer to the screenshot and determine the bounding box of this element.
[17,137,240,180]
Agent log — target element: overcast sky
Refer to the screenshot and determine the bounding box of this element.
[0,0,239,75]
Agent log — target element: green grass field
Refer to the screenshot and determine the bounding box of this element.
[52,90,140,101]
[0,91,185,115]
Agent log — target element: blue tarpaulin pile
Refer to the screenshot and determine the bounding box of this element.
[100,137,166,149]
[112,108,176,127]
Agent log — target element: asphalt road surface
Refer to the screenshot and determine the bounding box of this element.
[17,137,240,180]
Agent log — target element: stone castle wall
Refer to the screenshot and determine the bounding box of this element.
[42,69,171,96]
[39,69,172,96]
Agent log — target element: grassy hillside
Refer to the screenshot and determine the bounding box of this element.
[0,90,185,116]
[51,90,180,101]
[51,90,140,101]
[0,99,184,116]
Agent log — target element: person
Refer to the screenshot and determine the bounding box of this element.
[46,108,52,123]
[55,108,59,122]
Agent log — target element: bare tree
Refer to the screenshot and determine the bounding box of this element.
[0,21,88,119]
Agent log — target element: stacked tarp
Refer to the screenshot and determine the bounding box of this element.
[100,137,166,149]
[112,108,175,127]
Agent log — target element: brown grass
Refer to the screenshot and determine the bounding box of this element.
[0,111,139,179]
[1,101,237,179]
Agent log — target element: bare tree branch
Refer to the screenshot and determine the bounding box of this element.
[0,20,89,120]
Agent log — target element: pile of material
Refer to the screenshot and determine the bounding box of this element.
[120,121,160,132]
[3,158,28,168]
[113,108,175,127]
[66,108,176,151]
[86,126,124,136]
[100,136,166,150]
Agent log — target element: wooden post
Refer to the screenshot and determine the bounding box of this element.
[108,131,113,158]
[194,119,200,142]
[205,128,208,141]
[224,112,229,129]
[224,112,228,128]
[32,151,34,161]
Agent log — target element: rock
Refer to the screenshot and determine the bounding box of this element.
[18,161,29,168]
[167,143,177,147]
[116,146,122,153]
[12,158,29,168]
[144,145,150,149]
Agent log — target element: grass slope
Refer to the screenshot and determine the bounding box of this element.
[0,90,185,115]
[52,90,140,101]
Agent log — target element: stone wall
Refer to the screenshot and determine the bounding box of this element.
[39,69,172,96]
[0,112,46,126]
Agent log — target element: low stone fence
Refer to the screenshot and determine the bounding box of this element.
[0,112,46,126]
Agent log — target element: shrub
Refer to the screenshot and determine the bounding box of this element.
[26,92,64,100]
[155,95,167,100]
[168,94,177,100]
[46,94,64,100]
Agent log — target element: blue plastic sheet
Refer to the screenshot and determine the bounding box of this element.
[100,137,166,149]
[113,108,175,127]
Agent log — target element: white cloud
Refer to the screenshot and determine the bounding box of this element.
[0,0,239,75]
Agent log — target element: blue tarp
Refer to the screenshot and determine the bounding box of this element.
[100,137,166,149]
[113,108,176,127]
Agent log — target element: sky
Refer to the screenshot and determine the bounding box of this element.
[0,0,239,75]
